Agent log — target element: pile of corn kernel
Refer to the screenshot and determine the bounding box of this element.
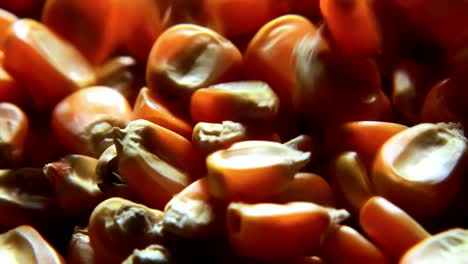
[0,1,467,263]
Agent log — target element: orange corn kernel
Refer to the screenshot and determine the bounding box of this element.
[0,60,27,105]
[0,102,29,167]
[162,177,224,240]
[146,24,242,107]
[192,120,280,154]
[0,8,17,46]
[206,140,311,202]
[329,151,373,214]
[360,196,430,260]
[95,145,137,200]
[52,86,132,157]
[273,172,335,207]
[400,228,468,264]
[123,244,171,264]
[321,225,390,264]
[133,87,193,139]
[320,0,381,57]
[67,227,95,264]
[325,121,408,165]
[190,81,279,124]
[42,0,124,65]
[113,119,202,209]
[244,15,316,114]
[421,79,468,129]
[227,201,349,261]
[95,56,139,104]
[43,155,104,218]
[0,225,65,264]
[293,28,392,130]
[203,0,290,37]
[88,197,164,263]
[2,19,96,110]
[0,168,62,233]
[372,123,467,218]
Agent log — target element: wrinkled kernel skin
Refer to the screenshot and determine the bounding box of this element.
[114,120,203,209]
[162,177,225,241]
[371,123,467,218]
[67,227,95,264]
[88,197,164,263]
[190,81,279,124]
[146,24,242,109]
[123,244,171,264]
[43,155,104,218]
[0,168,63,233]
[400,228,468,264]
[95,144,138,201]
[0,102,29,168]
